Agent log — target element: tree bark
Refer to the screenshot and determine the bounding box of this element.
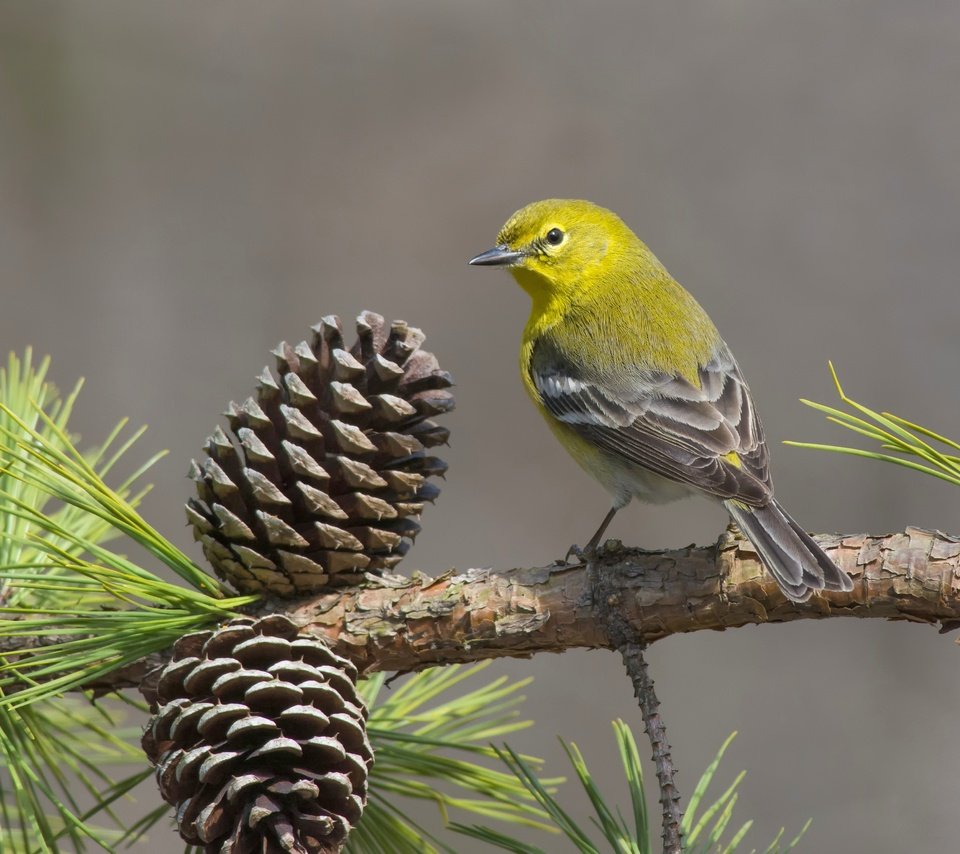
[278,526,960,676]
[81,524,960,705]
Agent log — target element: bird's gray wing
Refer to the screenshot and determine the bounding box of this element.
[530,339,773,505]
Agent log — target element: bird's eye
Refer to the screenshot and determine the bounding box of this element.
[545,228,564,246]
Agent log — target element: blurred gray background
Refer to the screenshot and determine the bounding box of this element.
[2,2,959,851]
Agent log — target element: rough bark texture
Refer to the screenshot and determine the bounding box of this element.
[281,526,960,675]
[50,525,960,704]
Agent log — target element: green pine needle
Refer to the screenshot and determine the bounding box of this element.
[0,352,257,709]
[0,696,154,852]
[347,663,558,854]
[786,362,960,486]
[453,725,807,854]
[0,350,255,850]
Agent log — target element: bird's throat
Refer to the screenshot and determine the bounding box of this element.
[510,267,570,331]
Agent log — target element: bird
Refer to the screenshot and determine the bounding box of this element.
[469,198,853,602]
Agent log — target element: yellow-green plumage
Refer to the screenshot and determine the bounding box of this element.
[470,198,854,602]
[500,199,720,389]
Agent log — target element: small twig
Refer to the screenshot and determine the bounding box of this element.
[620,641,682,853]
[587,551,683,853]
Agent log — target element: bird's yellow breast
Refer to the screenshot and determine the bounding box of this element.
[516,255,721,397]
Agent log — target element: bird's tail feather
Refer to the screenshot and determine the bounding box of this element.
[724,500,853,602]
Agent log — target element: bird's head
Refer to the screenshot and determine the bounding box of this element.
[469,199,641,303]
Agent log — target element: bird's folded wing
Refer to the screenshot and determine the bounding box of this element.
[531,343,773,505]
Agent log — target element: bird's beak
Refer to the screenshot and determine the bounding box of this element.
[468,244,525,267]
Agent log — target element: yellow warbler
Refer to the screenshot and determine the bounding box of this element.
[469,198,852,602]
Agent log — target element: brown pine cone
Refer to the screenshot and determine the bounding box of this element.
[186,312,453,596]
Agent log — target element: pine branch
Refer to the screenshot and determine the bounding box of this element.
[8,525,960,703]
[280,525,960,676]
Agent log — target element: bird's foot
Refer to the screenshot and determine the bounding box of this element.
[556,507,620,565]
[561,536,626,566]
[562,543,590,565]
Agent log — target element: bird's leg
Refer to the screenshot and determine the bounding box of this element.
[565,506,619,564]
[585,505,619,551]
